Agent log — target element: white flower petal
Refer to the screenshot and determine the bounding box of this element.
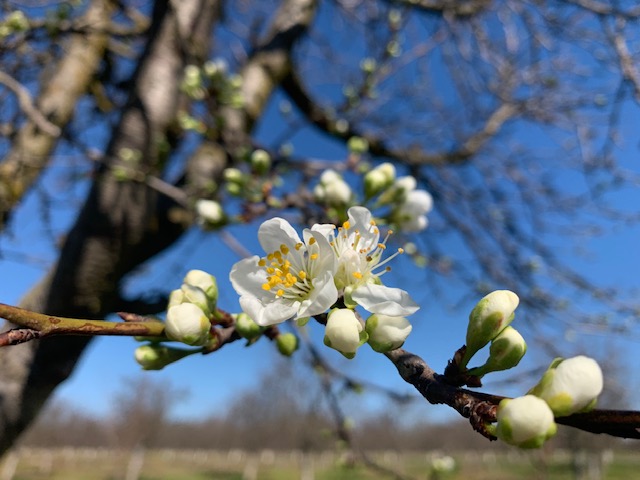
[352,283,419,316]
[229,256,267,298]
[258,217,302,255]
[240,295,298,326]
[298,271,338,318]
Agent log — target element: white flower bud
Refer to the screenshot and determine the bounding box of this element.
[324,178,352,205]
[324,309,368,359]
[494,395,557,449]
[365,314,412,353]
[364,162,396,199]
[180,284,212,317]
[467,326,527,377]
[183,269,218,306]
[134,344,194,370]
[528,356,603,417]
[320,169,342,185]
[396,189,433,233]
[165,303,211,346]
[223,167,244,183]
[195,199,224,226]
[167,288,185,309]
[463,290,519,367]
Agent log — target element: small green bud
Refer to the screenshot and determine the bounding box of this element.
[363,162,396,198]
[528,355,603,417]
[6,11,28,32]
[467,326,527,377]
[134,344,196,370]
[360,58,377,74]
[493,396,557,449]
[235,313,264,341]
[250,149,271,174]
[183,269,218,310]
[347,136,369,154]
[462,290,519,367]
[276,333,299,357]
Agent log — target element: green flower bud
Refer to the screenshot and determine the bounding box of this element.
[134,344,196,370]
[467,326,527,377]
[493,395,557,449]
[528,355,603,417]
[364,162,396,198]
[462,290,519,367]
[365,314,412,353]
[360,58,377,73]
[223,167,244,183]
[6,11,28,32]
[276,333,299,357]
[250,149,271,175]
[235,313,264,340]
[165,304,211,346]
[347,136,369,154]
[324,309,368,359]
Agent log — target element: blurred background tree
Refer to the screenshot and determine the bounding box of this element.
[1,0,639,454]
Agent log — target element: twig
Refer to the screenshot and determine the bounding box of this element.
[0,71,61,137]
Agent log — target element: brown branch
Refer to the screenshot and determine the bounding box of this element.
[387,0,493,17]
[385,348,640,440]
[281,68,519,166]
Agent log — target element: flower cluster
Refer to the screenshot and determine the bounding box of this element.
[462,291,604,448]
[230,206,418,358]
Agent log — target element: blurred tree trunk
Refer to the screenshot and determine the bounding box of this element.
[0,0,221,455]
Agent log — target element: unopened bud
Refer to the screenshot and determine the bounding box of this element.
[364,162,396,199]
[467,326,527,377]
[276,333,299,357]
[183,270,218,307]
[324,309,368,359]
[365,314,412,353]
[165,303,211,346]
[463,290,519,367]
[235,313,264,340]
[134,344,195,370]
[167,289,185,309]
[493,395,557,449]
[250,149,271,174]
[195,199,224,226]
[180,284,212,317]
[347,136,369,154]
[528,355,603,417]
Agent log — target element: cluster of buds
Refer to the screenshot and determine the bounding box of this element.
[179,59,243,108]
[364,164,433,233]
[0,11,28,38]
[463,291,604,448]
[133,270,219,370]
[321,310,413,359]
[314,169,352,207]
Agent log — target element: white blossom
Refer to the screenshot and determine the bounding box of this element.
[528,355,603,417]
[396,189,433,232]
[230,217,338,326]
[323,206,419,316]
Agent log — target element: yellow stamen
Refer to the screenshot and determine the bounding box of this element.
[310,253,318,260]
[352,272,363,279]
[308,237,316,245]
[398,248,404,254]
[343,221,351,229]
[280,244,289,254]
[258,259,266,267]
[299,271,306,279]
[276,289,284,297]
[262,283,271,291]
[295,242,303,250]
[377,243,386,250]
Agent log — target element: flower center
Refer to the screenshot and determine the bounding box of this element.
[259,243,314,299]
[332,219,403,285]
